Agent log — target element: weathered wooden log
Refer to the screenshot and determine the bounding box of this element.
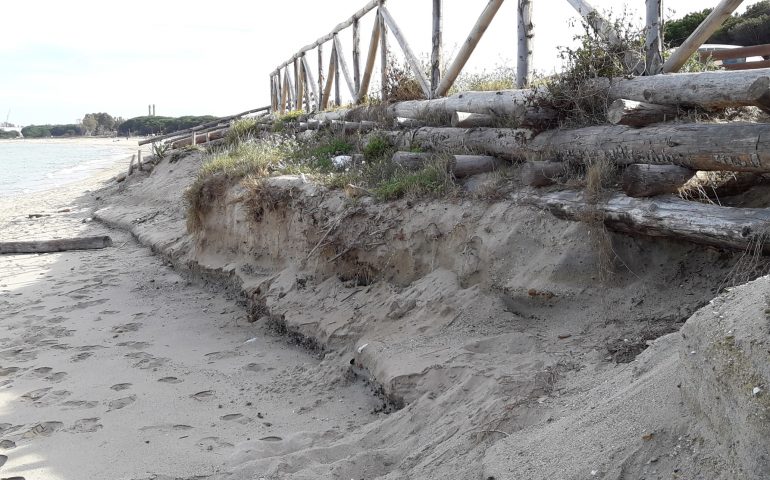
[380,123,770,172]
[600,68,770,110]
[451,112,495,128]
[137,106,269,146]
[386,90,556,127]
[357,13,381,103]
[391,151,504,178]
[620,164,695,197]
[683,171,769,199]
[520,161,566,187]
[517,0,533,88]
[171,128,227,149]
[607,99,679,127]
[431,0,443,95]
[0,236,113,254]
[127,154,135,176]
[515,189,770,253]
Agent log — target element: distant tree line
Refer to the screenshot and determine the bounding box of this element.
[117,115,219,136]
[0,130,20,139]
[665,1,770,47]
[21,124,85,138]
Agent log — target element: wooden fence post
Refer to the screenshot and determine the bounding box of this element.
[645,0,663,75]
[353,18,362,93]
[323,44,337,110]
[431,0,443,97]
[517,0,533,88]
[662,0,745,73]
[435,0,505,97]
[335,45,342,106]
[333,34,357,98]
[379,3,389,101]
[357,13,381,103]
[318,44,325,110]
[379,6,431,98]
[565,0,621,46]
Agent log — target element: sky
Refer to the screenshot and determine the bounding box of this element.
[0,0,762,125]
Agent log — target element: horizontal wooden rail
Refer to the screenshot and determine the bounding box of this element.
[699,43,770,61]
[138,106,270,145]
[724,59,770,71]
[272,0,379,74]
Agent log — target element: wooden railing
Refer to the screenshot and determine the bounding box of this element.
[269,0,756,114]
[699,44,770,71]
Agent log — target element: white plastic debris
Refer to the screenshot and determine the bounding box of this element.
[332,155,353,169]
[245,337,258,344]
[591,470,598,476]
[753,387,762,396]
[357,343,368,354]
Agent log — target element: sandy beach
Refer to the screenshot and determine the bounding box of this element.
[0,153,381,479]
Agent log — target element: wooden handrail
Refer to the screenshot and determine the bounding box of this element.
[137,106,270,145]
[699,44,770,62]
[723,59,770,71]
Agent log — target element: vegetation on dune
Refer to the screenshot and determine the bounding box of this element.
[665,0,770,47]
[0,130,21,139]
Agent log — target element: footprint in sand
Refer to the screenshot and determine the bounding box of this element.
[77,345,105,352]
[47,316,67,324]
[20,387,51,402]
[50,299,108,313]
[197,436,234,452]
[60,400,99,410]
[116,341,150,350]
[220,413,252,425]
[110,383,132,391]
[204,351,240,361]
[139,424,193,433]
[0,348,37,362]
[44,372,67,383]
[107,396,136,411]
[68,418,103,434]
[0,367,20,377]
[30,367,52,377]
[125,352,168,370]
[190,390,214,401]
[0,439,16,449]
[21,421,64,439]
[70,352,92,362]
[243,363,264,372]
[111,323,142,334]
[157,377,183,384]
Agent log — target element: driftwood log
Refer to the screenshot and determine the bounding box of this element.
[620,164,695,197]
[515,190,770,252]
[451,112,495,128]
[380,123,770,172]
[683,171,769,199]
[392,151,504,178]
[606,99,679,127]
[520,161,566,187]
[0,236,113,254]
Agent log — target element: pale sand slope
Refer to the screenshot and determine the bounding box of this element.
[0,164,383,479]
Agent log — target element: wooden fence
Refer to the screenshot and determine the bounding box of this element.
[269,0,761,114]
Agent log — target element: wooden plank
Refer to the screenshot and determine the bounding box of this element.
[357,13,381,103]
[435,0,505,97]
[431,0,443,97]
[662,0,745,73]
[645,0,663,75]
[273,0,380,72]
[517,0,534,88]
[379,5,431,98]
[333,34,358,99]
[0,236,113,254]
[353,18,361,93]
[700,43,770,61]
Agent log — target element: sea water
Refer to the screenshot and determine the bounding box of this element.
[0,139,136,198]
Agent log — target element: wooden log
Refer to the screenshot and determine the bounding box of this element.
[621,164,695,197]
[645,0,663,75]
[392,151,504,178]
[379,5,431,98]
[273,0,379,73]
[294,58,302,111]
[358,15,381,103]
[285,66,296,110]
[684,171,768,199]
[0,236,113,255]
[700,44,770,62]
[393,117,429,128]
[315,110,350,122]
[352,18,361,93]
[333,34,357,99]
[137,106,270,146]
[515,189,770,253]
[127,154,135,176]
[379,123,770,172]
[281,71,289,114]
[451,112,495,128]
[387,90,556,127]
[662,0,745,73]
[724,60,770,71]
[606,99,679,127]
[600,68,770,110]
[520,161,566,187]
[431,0,443,97]
[517,0,533,88]
[435,0,505,97]
[137,150,143,171]
[301,54,319,110]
